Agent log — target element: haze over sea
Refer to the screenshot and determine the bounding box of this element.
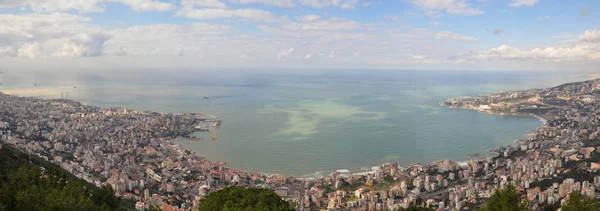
[0,69,594,177]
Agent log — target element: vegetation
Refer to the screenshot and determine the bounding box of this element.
[481,184,527,211]
[561,192,600,211]
[0,143,133,211]
[197,186,294,211]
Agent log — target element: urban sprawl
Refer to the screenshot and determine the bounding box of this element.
[3,78,600,210]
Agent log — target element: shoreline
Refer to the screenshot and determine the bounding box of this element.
[3,91,546,180]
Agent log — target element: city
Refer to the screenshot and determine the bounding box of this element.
[2,78,600,210]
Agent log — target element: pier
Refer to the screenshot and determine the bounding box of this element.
[208,130,217,140]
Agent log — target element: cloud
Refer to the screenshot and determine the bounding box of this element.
[463,30,600,62]
[181,0,228,8]
[298,0,360,9]
[1,0,105,13]
[304,53,313,60]
[279,17,369,31]
[353,51,360,57]
[175,7,286,22]
[296,15,322,22]
[229,0,295,7]
[106,23,231,57]
[384,15,398,21]
[434,31,477,42]
[0,13,106,58]
[430,21,440,26]
[109,0,174,12]
[581,5,588,16]
[0,0,175,13]
[277,48,294,58]
[492,28,503,35]
[412,55,426,60]
[0,47,17,57]
[115,46,127,56]
[509,0,539,7]
[410,0,483,16]
[536,16,550,20]
[18,43,43,59]
[468,44,599,62]
[52,33,112,57]
[580,30,600,43]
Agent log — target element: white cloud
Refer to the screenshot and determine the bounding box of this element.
[536,16,550,20]
[115,46,127,56]
[0,0,175,13]
[329,49,335,58]
[296,15,322,22]
[353,51,360,57]
[53,33,112,57]
[580,30,600,43]
[175,8,285,22]
[109,0,174,12]
[106,23,231,57]
[230,0,295,7]
[277,48,294,58]
[410,0,483,16]
[298,0,360,9]
[384,15,398,21]
[278,17,368,31]
[0,46,17,57]
[470,44,598,62]
[18,43,43,59]
[181,0,228,8]
[412,55,426,60]
[464,30,600,63]
[434,31,477,42]
[304,53,313,60]
[0,13,105,59]
[18,0,104,13]
[509,0,539,7]
[430,21,440,26]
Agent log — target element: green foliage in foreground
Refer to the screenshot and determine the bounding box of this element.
[0,165,120,211]
[561,192,600,211]
[481,184,527,211]
[198,186,295,211]
[0,144,132,211]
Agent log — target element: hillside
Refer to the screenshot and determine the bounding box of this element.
[0,142,135,211]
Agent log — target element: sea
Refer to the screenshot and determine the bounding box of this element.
[0,69,594,177]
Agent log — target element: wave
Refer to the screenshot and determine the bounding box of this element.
[336,169,350,173]
[299,171,325,180]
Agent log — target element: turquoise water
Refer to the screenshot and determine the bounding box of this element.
[0,69,590,177]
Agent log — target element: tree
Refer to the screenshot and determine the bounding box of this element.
[198,186,294,211]
[561,192,600,211]
[0,165,123,211]
[90,185,121,210]
[482,184,527,211]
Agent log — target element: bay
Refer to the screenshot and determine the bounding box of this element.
[0,69,589,177]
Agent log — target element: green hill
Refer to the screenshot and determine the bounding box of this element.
[0,143,135,211]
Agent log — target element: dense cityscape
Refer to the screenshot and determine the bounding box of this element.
[3,78,600,210]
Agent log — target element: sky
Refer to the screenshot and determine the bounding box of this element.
[0,0,599,71]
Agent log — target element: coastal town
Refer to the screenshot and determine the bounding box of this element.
[3,78,600,210]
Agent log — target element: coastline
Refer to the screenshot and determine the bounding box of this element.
[1,91,545,181]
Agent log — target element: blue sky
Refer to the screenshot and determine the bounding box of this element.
[0,0,599,71]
